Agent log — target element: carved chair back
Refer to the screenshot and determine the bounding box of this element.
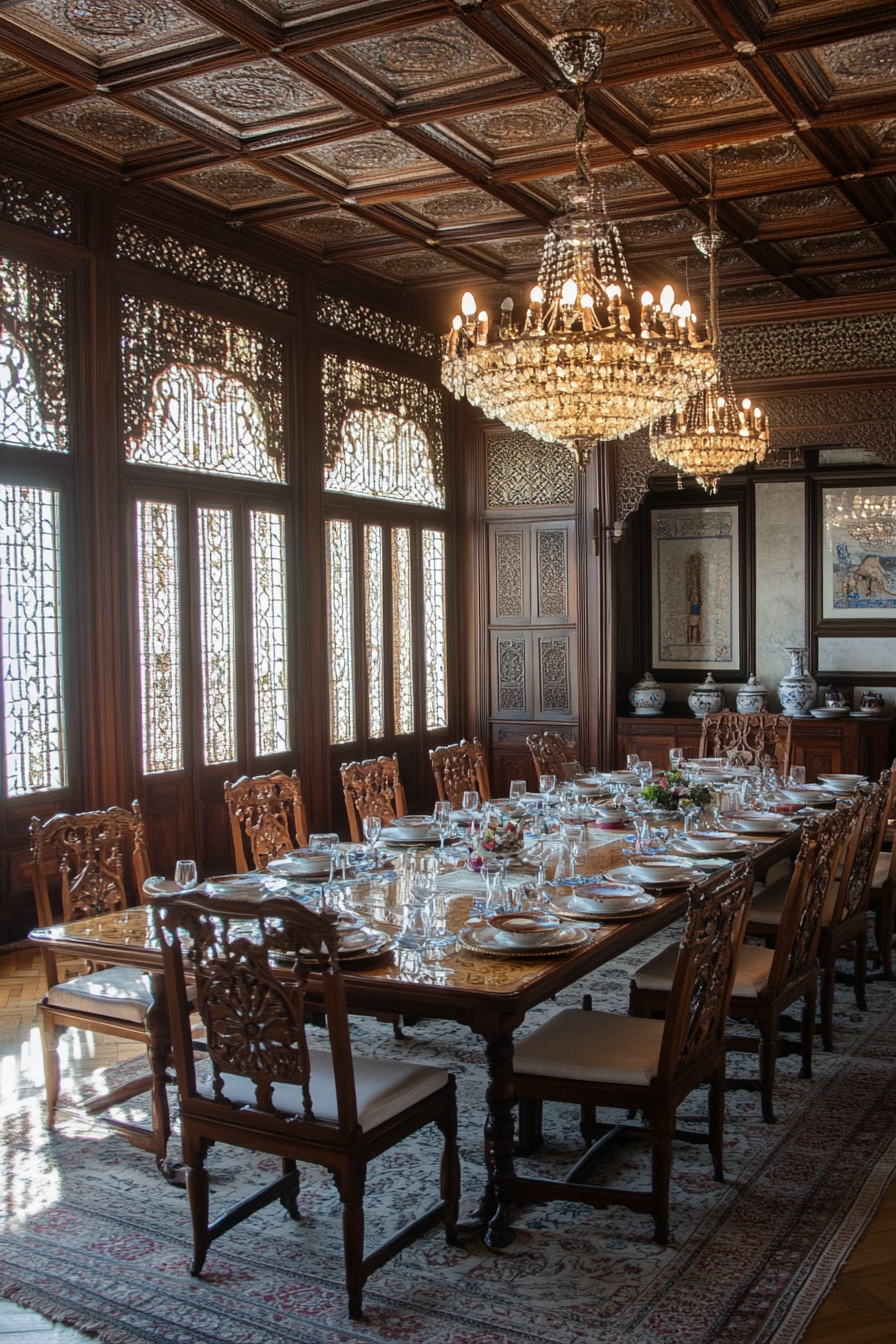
[154,892,360,1139]
[224,770,309,872]
[30,803,151,928]
[430,739,491,809]
[828,771,890,927]
[657,860,753,1085]
[340,755,408,843]
[767,807,852,994]
[698,712,793,775]
[526,732,578,783]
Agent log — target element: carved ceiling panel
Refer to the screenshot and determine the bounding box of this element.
[287,130,448,189]
[157,60,337,134]
[326,18,519,103]
[741,186,857,224]
[395,188,524,227]
[511,0,708,45]
[686,134,817,182]
[720,281,796,308]
[27,96,184,161]
[357,252,466,282]
[175,161,302,206]
[855,117,896,160]
[530,160,661,207]
[828,267,896,294]
[482,236,547,266]
[3,0,222,66]
[268,211,386,246]
[618,209,701,243]
[785,229,884,261]
[617,63,774,125]
[443,98,594,159]
[0,54,51,103]
[811,32,896,91]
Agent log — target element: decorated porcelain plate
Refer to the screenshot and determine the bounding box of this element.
[457,923,592,957]
[725,815,795,835]
[606,863,696,888]
[550,888,655,920]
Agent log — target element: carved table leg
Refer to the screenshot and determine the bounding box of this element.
[146,971,180,1184]
[456,1027,519,1248]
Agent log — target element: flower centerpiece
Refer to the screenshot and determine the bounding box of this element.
[468,814,526,871]
[641,770,712,814]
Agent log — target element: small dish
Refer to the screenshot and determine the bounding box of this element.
[810,707,849,719]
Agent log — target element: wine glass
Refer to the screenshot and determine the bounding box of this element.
[561,822,584,876]
[174,859,197,890]
[509,779,527,803]
[539,774,556,798]
[362,813,382,860]
[626,754,640,771]
[310,832,340,892]
[669,748,684,770]
[789,766,806,787]
[635,760,654,786]
[433,800,452,850]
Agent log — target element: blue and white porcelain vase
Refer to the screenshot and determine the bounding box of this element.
[778,647,817,717]
[688,673,725,718]
[629,671,665,717]
[736,673,768,714]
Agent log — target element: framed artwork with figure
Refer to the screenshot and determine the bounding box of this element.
[649,502,749,680]
[816,481,896,632]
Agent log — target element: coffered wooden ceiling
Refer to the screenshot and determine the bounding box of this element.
[1,0,894,325]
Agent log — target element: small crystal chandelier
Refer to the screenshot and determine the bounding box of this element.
[649,149,768,492]
[825,490,896,549]
[441,26,717,469]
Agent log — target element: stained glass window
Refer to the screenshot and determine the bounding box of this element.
[128,363,281,482]
[422,529,448,730]
[364,524,385,738]
[0,256,67,452]
[0,485,65,795]
[391,527,415,735]
[136,500,182,773]
[250,510,289,755]
[197,508,236,765]
[326,519,355,745]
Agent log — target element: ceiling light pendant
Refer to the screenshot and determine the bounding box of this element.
[649,148,769,491]
[440,28,717,469]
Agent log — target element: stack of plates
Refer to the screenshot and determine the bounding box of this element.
[817,773,867,794]
[550,880,655,921]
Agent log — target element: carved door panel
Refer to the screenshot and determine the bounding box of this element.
[490,631,534,720]
[532,523,575,625]
[489,526,530,625]
[534,629,577,721]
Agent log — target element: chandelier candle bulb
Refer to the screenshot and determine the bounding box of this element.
[461,291,476,318]
[476,312,489,345]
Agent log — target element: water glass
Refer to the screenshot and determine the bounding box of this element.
[174,859,197,890]
[626,754,640,771]
[462,790,480,815]
[789,766,806,787]
[669,748,684,769]
[635,760,654,785]
[561,822,585,876]
[426,889,455,949]
[433,800,452,849]
[310,832,340,887]
[539,774,556,797]
[509,779,527,802]
[397,899,430,949]
[481,859,504,914]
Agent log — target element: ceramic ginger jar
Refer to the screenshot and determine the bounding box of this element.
[688,673,725,719]
[629,671,665,717]
[778,647,817,717]
[736,673,768,714]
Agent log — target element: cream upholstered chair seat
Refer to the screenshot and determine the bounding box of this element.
[46,966,155,1024]
[198,1052,449,1133]
[751,873,840,927]
[512,1008,665,1086]
[633,942,773,999]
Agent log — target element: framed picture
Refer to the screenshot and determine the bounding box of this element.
[816,481,896,631]
[650,503,746,678]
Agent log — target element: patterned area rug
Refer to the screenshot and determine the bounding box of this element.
[3,926,896,1344]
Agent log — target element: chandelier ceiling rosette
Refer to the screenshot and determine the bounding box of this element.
[649,150,769,492]
[440,26,717,469]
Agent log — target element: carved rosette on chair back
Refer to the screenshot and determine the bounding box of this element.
[224,770,309,872]
[429,739,491,809]
[30,802,151,926]
[699,712,793,774]
[340,754,408,842]
[526,731,577,782]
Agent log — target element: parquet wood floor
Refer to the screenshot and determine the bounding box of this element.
[0,948,894,1343]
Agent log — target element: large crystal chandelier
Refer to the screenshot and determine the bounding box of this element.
[649,149,769,492]
[440,28,717,469]
[824,490,896,548]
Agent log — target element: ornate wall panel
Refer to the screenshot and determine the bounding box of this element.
[536,527,568,620]
[537,634,572,716]
[116,221,289,310]
[317,292,440,361]
[763,388,896,465]
[722,313,896,380]
[0,255,67,450]
[614,430,652,538]
[486,431,576,508]
[496,635,527,714]
[0,171,74,238]
[494,530,525,619]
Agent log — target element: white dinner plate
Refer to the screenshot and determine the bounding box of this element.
[606,864,697,888]
[458,923,591,956]
[551,889,655,919]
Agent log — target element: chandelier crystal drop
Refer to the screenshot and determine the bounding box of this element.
[649,148,769,492]
[440,28,717,469]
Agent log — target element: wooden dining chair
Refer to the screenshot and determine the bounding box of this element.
[869,761,896,980]
[526,731,579,783]
[224,769,309,871]
[32,803,174,1167]
[630,810,846,1123]
[429,738,491,808]
[510,861,753,1244]
[153,889,460,1319]
[340,754,407,843]
[698,711,793,775]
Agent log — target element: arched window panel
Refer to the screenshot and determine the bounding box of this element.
[322,354,444,508]
[0,256,67,452]
[121,295,284,481]
[128,363,281,482]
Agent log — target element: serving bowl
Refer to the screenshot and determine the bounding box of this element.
[486,910,561,946]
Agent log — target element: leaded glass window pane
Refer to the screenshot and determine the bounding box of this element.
[326,519,355,745]
[326,408,444,507]
[250,510,289,755]
[0,485,66,795]
[136,500,182,773]
[391,527,414,735]
[422,528,448,730]
[363,524,384,738]
[0,256,67,452]
[197,508,236,765]
[128,363,281,482]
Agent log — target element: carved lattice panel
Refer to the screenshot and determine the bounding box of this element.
[491,632,532,719]
[490,526,528,623]
[0,255,67,452]
[535,527,569,620]
[0,172,74,239]
[116,220,289,311]
[317,292,440,361]
[536,633,576,719]
[486,431,577,508]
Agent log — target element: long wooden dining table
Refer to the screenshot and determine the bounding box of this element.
[29,824,799,1249]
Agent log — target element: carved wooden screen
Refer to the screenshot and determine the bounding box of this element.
[0,255,67,453]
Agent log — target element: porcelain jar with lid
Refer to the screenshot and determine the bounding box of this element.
[628,671,665,717]
[860,690,885,715]
[688,673,725,719]
[778,647,817,717]
[736,673,768,715]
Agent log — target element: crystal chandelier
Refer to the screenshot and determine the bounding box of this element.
[649,149,768,492]
[825,490,896,549]
[440,28,717,469]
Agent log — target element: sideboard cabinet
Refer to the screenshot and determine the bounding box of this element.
[616,716,892,782]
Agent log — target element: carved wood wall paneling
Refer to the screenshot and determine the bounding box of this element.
[485,429,577,509]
